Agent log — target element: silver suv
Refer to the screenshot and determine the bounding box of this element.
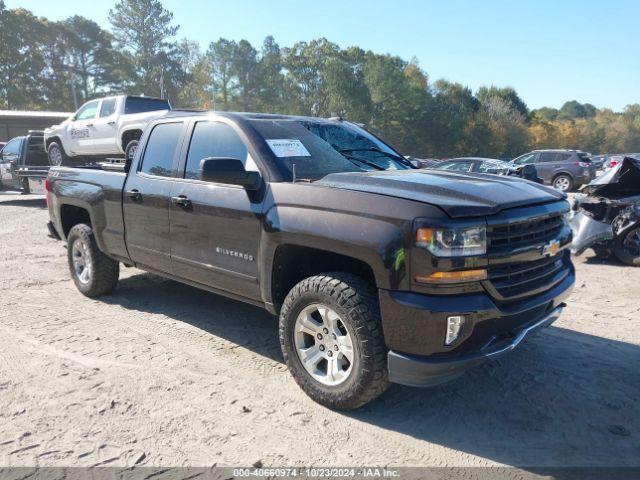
[511,149,595,191]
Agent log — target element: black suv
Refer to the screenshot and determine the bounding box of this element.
[511,149,595,191]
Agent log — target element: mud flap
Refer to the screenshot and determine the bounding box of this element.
[570,212,613,255]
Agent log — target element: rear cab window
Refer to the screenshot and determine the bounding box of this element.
[138,122,184,178]
[125,97,171,114]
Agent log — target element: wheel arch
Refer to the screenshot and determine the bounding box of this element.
[59,203,92,239]
[120,129,143,151]
[269,243,378,314]
[45,136,65,152]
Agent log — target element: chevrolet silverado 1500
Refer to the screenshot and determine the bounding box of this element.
[46,111,574,409]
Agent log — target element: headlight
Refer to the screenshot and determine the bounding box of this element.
[416,225,486,257]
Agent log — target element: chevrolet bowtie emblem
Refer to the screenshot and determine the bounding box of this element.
[542,239,560,257]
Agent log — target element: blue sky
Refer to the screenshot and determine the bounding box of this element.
[9,0,639,111]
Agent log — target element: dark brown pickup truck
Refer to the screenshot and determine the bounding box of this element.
[46,111,574,409]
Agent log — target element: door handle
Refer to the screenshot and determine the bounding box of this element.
[171,195,192,208]
[107,120,116,125]
[86,123,94,127]
[126,189,142,201]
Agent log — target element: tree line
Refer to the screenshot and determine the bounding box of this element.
[1,0,639,158]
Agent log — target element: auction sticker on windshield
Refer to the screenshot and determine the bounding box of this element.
[266,139,311,157]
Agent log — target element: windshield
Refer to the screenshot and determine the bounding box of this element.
[248,119,412,181]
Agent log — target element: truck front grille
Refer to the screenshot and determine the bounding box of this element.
[486,253,569,301]
[488,213,564,251]
[485,211,570,301]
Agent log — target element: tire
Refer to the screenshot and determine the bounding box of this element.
[48,141,66,167]
[67,223,120,297]
[552,174,573,192]
[613,224,640,266]
[591,244,611,259]
[279,272,389,410]
[124,139,139,164]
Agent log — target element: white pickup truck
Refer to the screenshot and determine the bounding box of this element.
[44,95,171,166]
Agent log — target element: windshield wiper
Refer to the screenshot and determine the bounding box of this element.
[339,152,386,171]
[338,147,416,168]
[329,143,385,171]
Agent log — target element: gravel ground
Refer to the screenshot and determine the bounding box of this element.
[0,191,638,470]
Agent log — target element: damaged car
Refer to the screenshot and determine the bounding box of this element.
[570,156,640,266]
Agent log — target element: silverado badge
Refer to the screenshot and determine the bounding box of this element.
[542,239,560,257]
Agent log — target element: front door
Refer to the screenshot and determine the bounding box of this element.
[67,100,100,155]
[169,120,264,301]
[123,121,186,273]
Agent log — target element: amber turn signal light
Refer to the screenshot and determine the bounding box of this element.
[415,269,487,284]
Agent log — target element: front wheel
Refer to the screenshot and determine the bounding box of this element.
[279,273,389,409]
[613,224,640,266]
[67,223,120,296]
[48,142,66,167]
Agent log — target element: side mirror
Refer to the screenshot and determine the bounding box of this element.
[199,157,261,190]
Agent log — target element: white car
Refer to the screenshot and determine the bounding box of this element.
[44,95,171,166]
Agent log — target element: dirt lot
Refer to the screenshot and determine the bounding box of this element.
[0,191,639,470]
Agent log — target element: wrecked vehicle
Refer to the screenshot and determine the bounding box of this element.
[570,156,640,266]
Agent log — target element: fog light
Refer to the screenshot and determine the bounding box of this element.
[445,315,465,345]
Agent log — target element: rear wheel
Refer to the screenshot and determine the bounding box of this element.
[279,273,389,410]
[124,139,139,164]
[67,223,120,296]
[552,174,573,192]
[613,225,640,266]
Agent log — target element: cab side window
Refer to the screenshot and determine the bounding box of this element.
[138,122,184,178]
[184,121,248,180]
[513,153,536,165]
[75,101,99,121]
[538,152,558,162]
[2,138,21,160]
[99,98,117,117]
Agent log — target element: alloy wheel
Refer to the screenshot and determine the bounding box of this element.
[294,304,354,386]
[49,146,62,166]
[554,176,571,191]
[71,239,92,284]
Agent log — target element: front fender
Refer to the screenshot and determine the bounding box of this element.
[569,211,613,255]
[259,204,412,306]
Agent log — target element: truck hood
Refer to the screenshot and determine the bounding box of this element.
[316,169,565,218]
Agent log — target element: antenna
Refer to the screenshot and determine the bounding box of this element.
[292,163,297,183]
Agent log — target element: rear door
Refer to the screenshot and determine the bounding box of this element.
[535,152,558,182]
[92,97,119,155]
[169,119,264,301]
[123,120,186,273]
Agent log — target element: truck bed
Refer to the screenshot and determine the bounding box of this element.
[48,164,129,261]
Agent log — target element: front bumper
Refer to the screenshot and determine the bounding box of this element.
[388,304,564,387]
[380,266,574,387]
